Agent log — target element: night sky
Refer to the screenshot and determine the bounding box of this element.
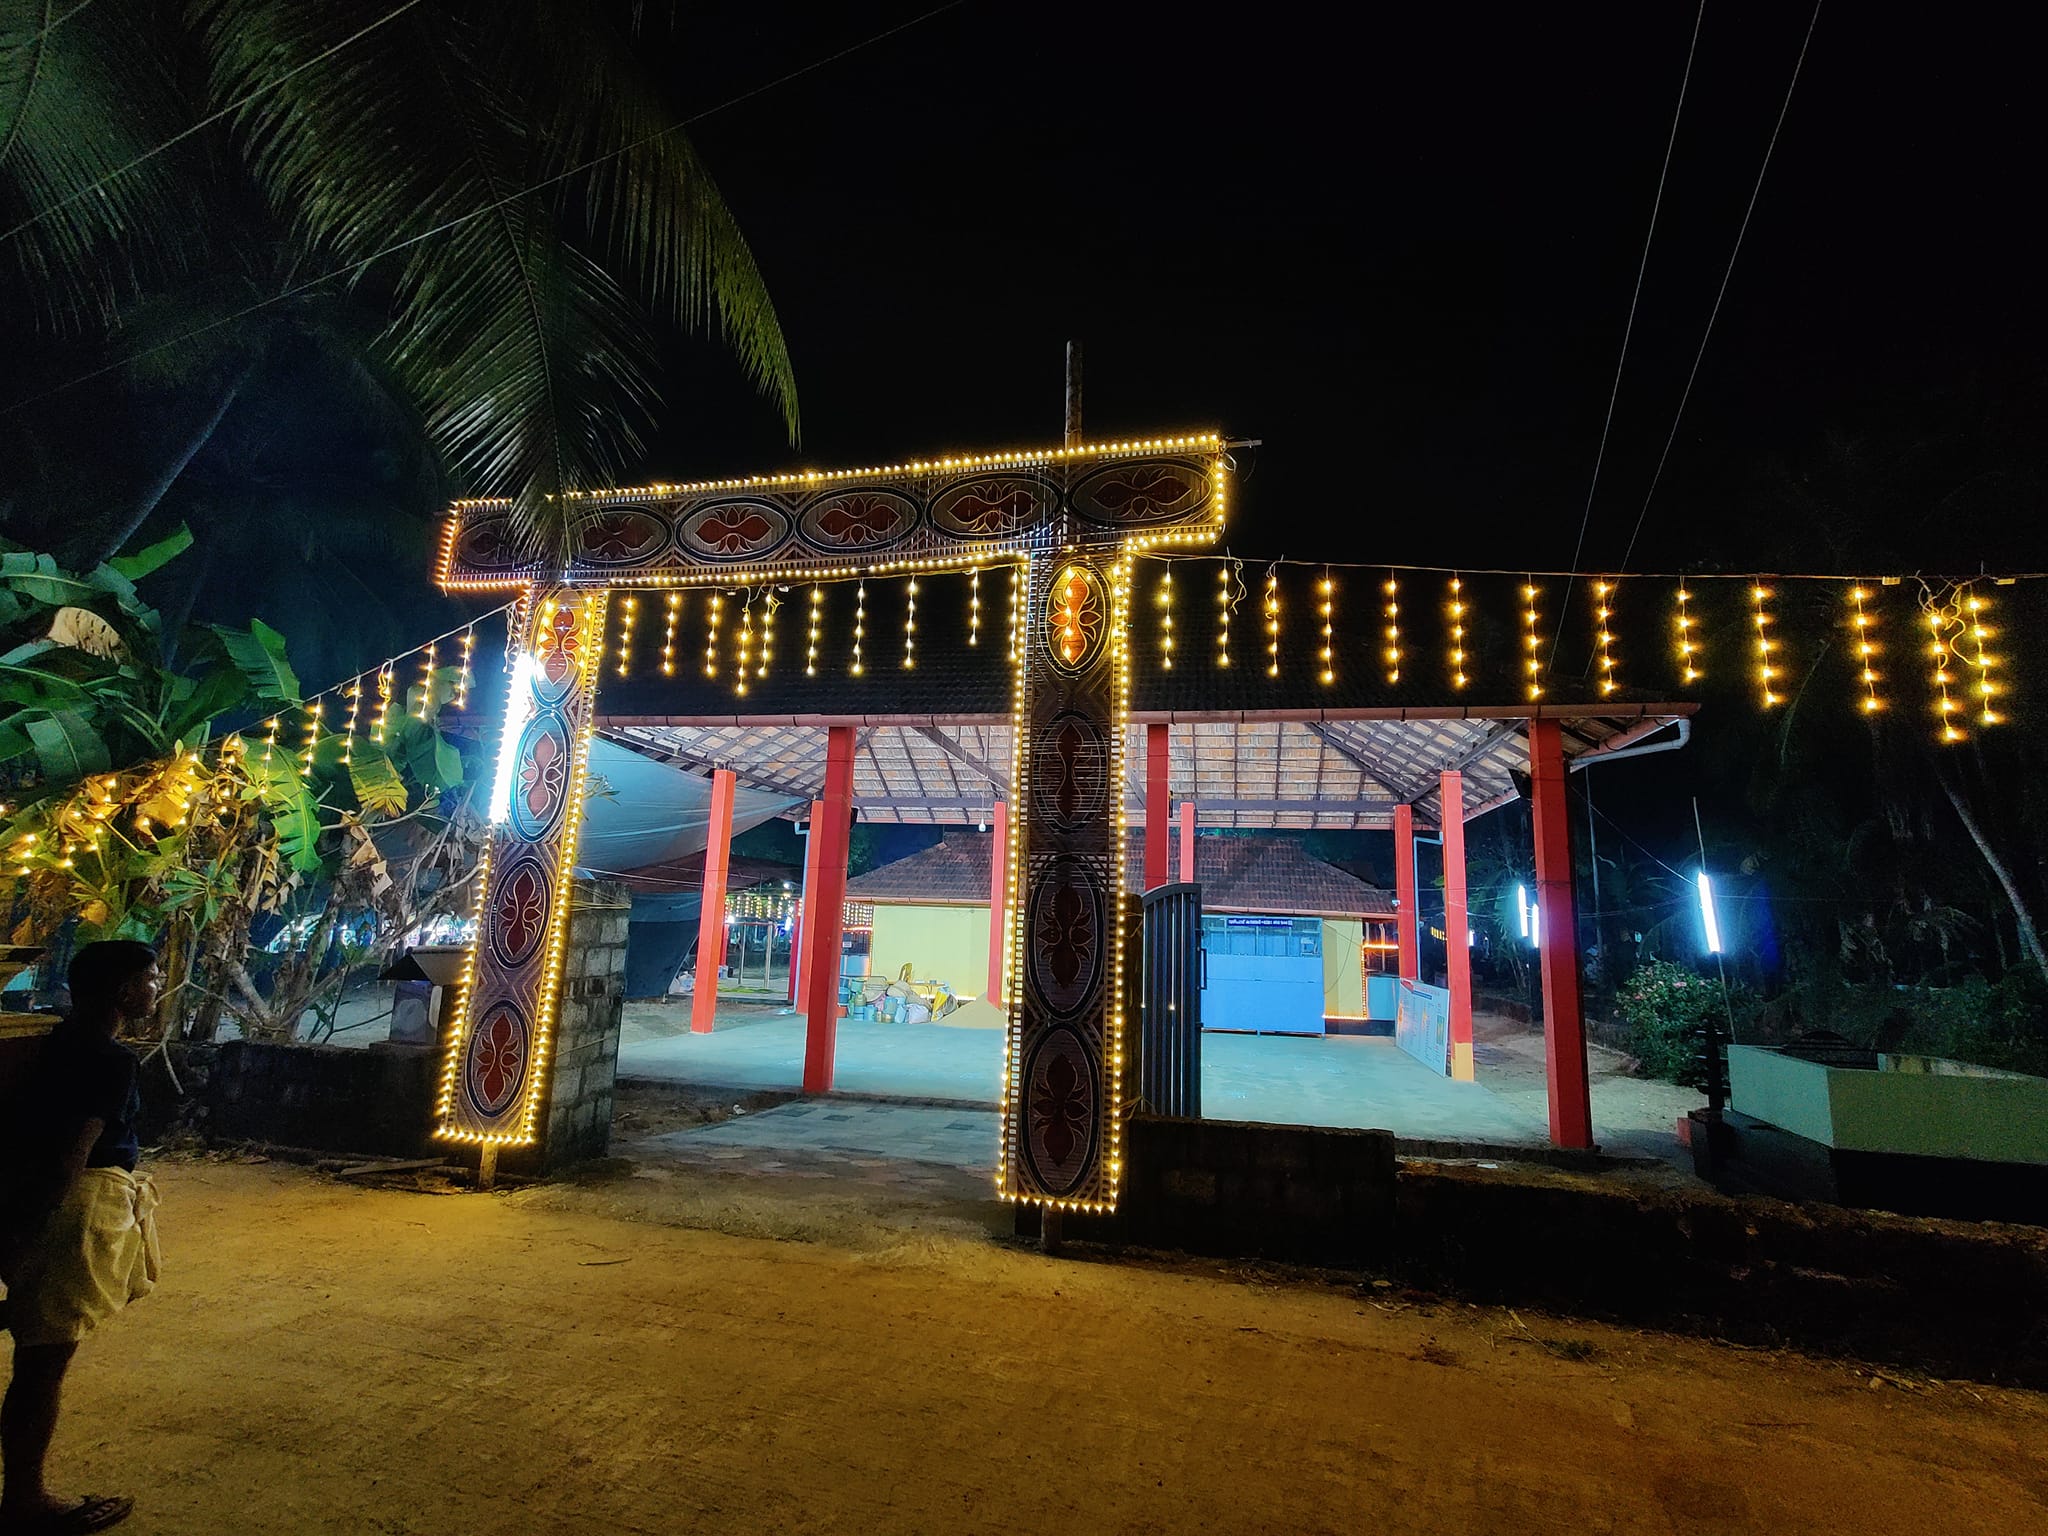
[652,0,2048,577]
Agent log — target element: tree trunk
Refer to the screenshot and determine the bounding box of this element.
[159,532,220,670]
[1939,769,2048,977]
[89,360,253,568]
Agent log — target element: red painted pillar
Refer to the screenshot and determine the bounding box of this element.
[986,800,1009,1007]
[1177,800,1195,883]
[1144,722,1170,890]
[800,726,856,1094]
[1441,771,1475,1081]
[1393,802,1419,982]
[689,768,737,1034]
[792,798,825,1006]
[1530,718,1593,1148]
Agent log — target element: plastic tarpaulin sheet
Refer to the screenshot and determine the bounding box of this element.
[578,737,800,875]
[577,737,801,997]
[626,920,697,998]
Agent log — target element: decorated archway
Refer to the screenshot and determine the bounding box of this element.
[432,434,1230,1211]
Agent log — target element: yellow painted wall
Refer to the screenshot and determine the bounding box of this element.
[1322,918,1363,1016]
[870,903,992,997]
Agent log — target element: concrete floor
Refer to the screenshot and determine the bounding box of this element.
[620,1002,1581,1148]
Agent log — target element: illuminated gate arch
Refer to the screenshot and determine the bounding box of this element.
[433,433,1229,1210]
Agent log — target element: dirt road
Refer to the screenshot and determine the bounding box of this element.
[11,1159,2043,1535]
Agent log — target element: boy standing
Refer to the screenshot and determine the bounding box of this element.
[0,940,164,1534]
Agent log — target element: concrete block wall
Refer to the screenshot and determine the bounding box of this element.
[538,876,629,1171]
[1118,1115,1399,1266]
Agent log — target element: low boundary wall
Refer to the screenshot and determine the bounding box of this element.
[1038,1114,2048,1387]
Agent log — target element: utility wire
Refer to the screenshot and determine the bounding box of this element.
[1143,553,2045,584]
[1550,0,1707,668]
[0,0,430,247]
[0,0,968,417]
[12,0,99,47]
[1616,0,1826,575]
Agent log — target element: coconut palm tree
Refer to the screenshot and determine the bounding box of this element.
[0,0,797,553]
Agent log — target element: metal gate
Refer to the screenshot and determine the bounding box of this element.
[1138,881,1203,1117]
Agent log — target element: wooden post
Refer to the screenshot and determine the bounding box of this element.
[1441,770,1475,1081]
[1530,719,1594,1148]
[689,768,736,1034]
[1144,722,1170,891]
[801,727,857,1095]
[477,1143,498,1191]
[1393,802,1420,982]
[1177,800,1195,883]
[986,800,1009,1006]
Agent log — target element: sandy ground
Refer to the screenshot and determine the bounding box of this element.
[7,1157,2043,1536]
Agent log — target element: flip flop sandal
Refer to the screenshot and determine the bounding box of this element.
[36,1496,133,1533]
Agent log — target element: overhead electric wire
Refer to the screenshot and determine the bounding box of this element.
[1616,0,1827,575]
[0,0,969,418]
[14,0,100,47]
[1143,553,2045,584]
[0,0,431,247]
[1550,0,1707,667]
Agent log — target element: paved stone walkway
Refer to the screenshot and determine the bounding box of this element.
[634,1101,1000,1200]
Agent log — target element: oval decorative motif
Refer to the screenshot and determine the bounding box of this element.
[1044,563,1108,673]
[1030,710,1110,832]
[1021,1026,1096,1195]
[487,854,554,971]
[798,489,918,552]
[677,499,791,562]
[929,475,1052,539]
[464,999,530,1119]
[454,516,535,573]
[1024,854,1105,1020]
[529,600,587,705]
[1069,459,1209,528]
[508,714,573,844]
[570,505,669,566]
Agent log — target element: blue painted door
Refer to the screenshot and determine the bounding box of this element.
[1200,916,1324,1034]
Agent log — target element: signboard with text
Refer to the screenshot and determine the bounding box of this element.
[1394,979,1453,1077]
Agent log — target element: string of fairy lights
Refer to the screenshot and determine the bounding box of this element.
[584,560,2034,744]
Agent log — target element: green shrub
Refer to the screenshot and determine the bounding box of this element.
[1612,958,1722,1087]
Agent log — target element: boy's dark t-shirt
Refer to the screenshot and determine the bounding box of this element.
[4,1025,142,1175]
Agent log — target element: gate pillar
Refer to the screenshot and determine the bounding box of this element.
[437,585,609,1150]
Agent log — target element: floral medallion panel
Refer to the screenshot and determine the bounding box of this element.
[437,586,608,1145]
[1003,546,1126,1209]
[435,442,1227,590]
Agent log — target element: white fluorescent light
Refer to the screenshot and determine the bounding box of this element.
[487,652,539,824]
[1697,870,1723,955]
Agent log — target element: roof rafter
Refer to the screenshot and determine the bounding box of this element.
[914,725,1011,795]
[1306,721,1432,804]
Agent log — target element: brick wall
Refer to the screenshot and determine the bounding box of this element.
[536,876,629,1171]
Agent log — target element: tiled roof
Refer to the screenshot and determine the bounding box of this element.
[846,831,1393,919]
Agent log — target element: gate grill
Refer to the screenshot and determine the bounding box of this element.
[1139,881,1203,1117]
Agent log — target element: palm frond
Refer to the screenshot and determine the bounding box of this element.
[517,0,799,442]
[193,0,791,546]
[0,0,210,331]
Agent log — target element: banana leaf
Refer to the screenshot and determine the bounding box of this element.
[212,618,301,706]
[348,742,410,817]
[108,525,193,581]
[24,709,112,781]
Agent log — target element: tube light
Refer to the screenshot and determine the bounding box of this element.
[1516,883,1530,939]
[487,653,539,824]
[1697,870,1723,955]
